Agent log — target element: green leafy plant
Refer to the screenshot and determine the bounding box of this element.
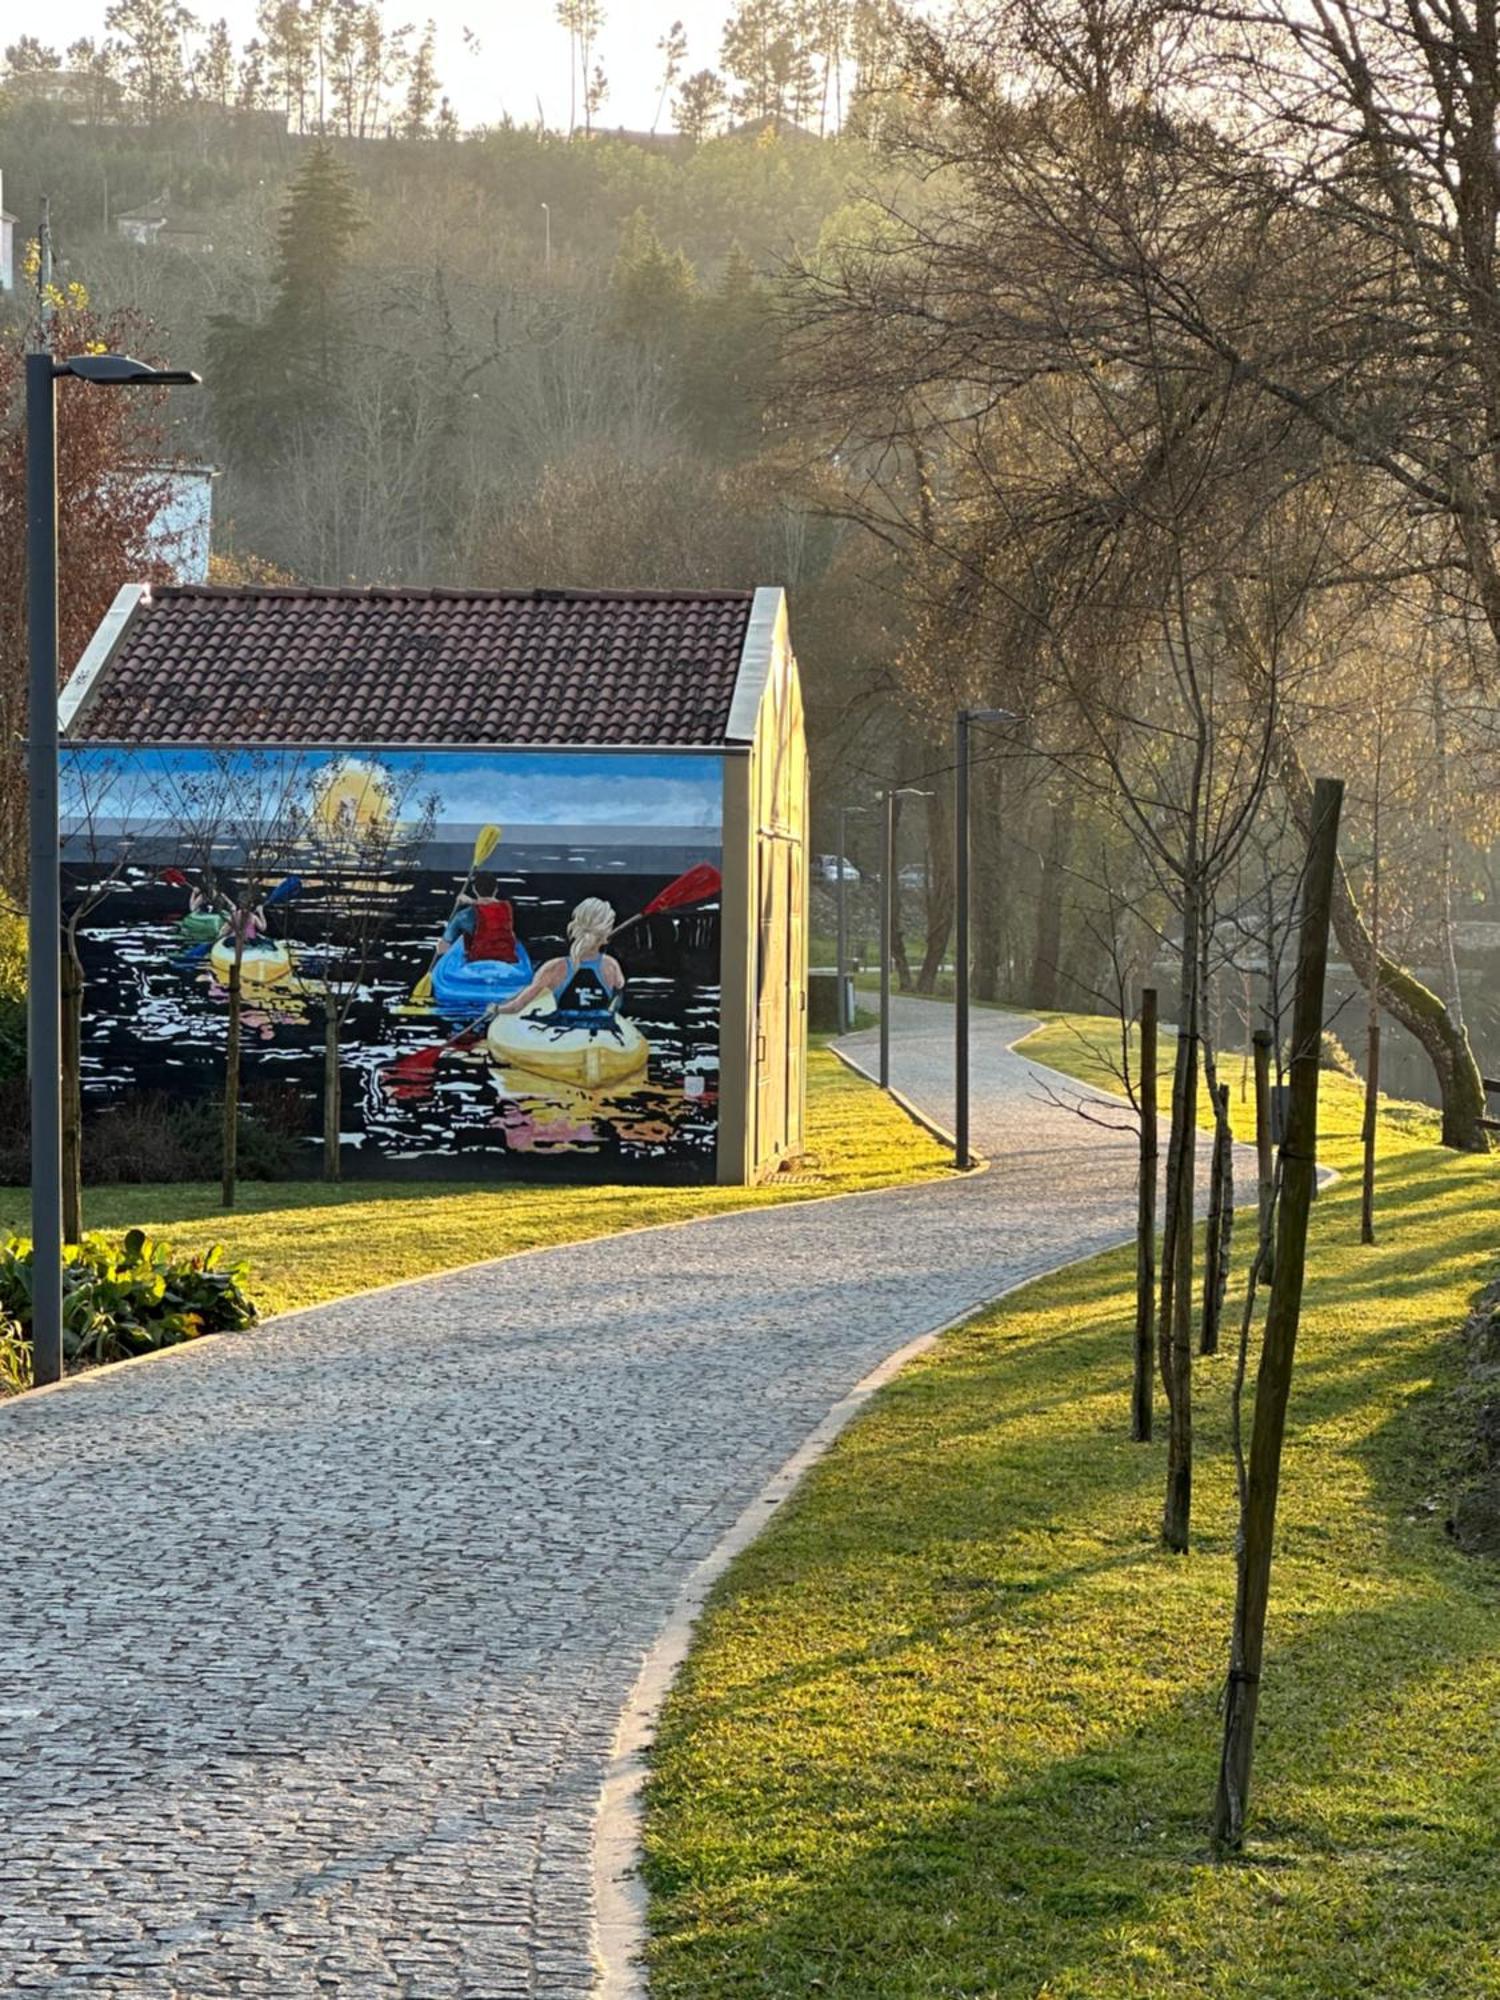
[0,1230,258,1385]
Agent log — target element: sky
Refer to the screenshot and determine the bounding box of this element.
[38,1,743,133]
[63,748,726,833]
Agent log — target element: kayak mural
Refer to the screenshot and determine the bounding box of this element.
[60,746,725,1183]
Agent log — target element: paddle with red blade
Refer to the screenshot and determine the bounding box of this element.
[383,1013,490,1089]
[608,861,722,942]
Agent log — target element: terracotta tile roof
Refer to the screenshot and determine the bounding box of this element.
[72,586,759,747]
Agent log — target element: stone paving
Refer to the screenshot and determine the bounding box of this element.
[1,1000,1195,1999]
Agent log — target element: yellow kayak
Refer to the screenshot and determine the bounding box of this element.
[209,939,298,991]
[486,995,649,1089]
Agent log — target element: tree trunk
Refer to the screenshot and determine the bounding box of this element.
[1029,793,1073,1009]
[222,951,242,1210]
[1133,986,1158,1442]
[1280,735,1487,1151]
[324,1006,342,1182]
[1201,1081,1233,1356]
[1431,676,1466,1035]
[918,784,953,993]
[972,763,1004,1003]
[1214,777,1343,1852]
[891,792,914,991]
[1253,1030,1275,1284]
[61,946,84,1245]
[1362,734,1383,1246]
[1160,887,1201,1552]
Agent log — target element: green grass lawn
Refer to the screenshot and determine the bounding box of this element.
[643,1017,1500,1997]
[0,1049,950,1323]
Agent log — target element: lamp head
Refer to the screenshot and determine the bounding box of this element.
[961,706,1020,725]
[61,354,201,387]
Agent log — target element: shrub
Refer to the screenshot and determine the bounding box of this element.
[0,1229,259,1391]
[0,1086,314,1186]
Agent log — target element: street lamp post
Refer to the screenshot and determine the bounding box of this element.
[954,707,1018,1170]
[541,201,552,269]
[878,785,932,1091]
[834,802,868,1035]
[26,348,198,1386]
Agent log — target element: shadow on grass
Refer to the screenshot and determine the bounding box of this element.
[644,1138,1500,1999]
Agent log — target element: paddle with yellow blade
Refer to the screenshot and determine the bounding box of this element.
[406,822,503,1008]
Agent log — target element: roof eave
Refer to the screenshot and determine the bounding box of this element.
[725,586,785,745]
[60,583,152,738]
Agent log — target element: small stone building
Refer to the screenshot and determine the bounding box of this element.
[60,584,809,1186]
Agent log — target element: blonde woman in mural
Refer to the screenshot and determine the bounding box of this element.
[494,898,625,1020]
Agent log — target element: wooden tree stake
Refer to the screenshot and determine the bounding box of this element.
[1133,986,1158,1441]
[1212,776,1344,1850]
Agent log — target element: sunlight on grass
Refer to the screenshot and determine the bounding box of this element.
[643,1014,1500,1999]
[0,1050,949,1321]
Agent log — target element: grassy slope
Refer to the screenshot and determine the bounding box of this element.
[644,1016,1500,1998]
[0,1049,949,1321]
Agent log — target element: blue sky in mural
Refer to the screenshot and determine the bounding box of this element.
[62,747,725,833]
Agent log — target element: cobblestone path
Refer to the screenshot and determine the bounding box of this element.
[2,1002,1184,1999]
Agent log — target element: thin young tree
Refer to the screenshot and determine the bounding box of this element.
[1213,776,1345,1851]
[296,758,436,1180]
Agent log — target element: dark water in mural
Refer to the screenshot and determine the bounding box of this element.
[74,854,723,1184]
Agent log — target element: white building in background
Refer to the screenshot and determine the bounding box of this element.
[142,463,217,583]
[0,170,16,293]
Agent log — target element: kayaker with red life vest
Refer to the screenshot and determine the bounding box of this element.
[493,897,624,1021]
[438,876,520,965]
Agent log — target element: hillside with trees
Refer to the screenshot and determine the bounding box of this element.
[3,0,1499,1129]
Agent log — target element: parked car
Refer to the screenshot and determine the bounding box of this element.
[814,854,861,883]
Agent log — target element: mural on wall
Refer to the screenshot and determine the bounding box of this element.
[61,747,725,1181]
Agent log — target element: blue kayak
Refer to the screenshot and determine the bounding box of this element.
[429,936,534,1017]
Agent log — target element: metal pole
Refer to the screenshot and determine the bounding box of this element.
[835,803,849,1034]
[955,712,970,1168]
[26,351,63,1387]
[880,788,894,1090]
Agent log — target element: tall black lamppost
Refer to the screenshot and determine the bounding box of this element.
[878,785,932,1091]
[953,707,1018,1169]
[27,348,199,1386]
[833,801,868,1035]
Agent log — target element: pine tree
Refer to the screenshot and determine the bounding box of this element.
[104,0,195,124]
[653,18,687,134]
[208,143,364,457]
[721,0,816,130]
[3,38,62,74]
[674,66,726,143]
[403,20,438,137]
[193,18,236,105]
[609,209,696,347]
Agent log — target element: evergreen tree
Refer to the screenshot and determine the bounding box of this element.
[3,38,62,74]
[404,20,438,136]
[192,18,236,105]
[674,66,726,143]
[104,0,196,124]
[653,19,687,134]
[208,144,364,457]
[609,209,696,348]
[681,243,777,457]
[721,0,815,129]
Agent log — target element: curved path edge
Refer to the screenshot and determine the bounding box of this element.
[589,1010,1326,1998]
[589,1240,1120,1999]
